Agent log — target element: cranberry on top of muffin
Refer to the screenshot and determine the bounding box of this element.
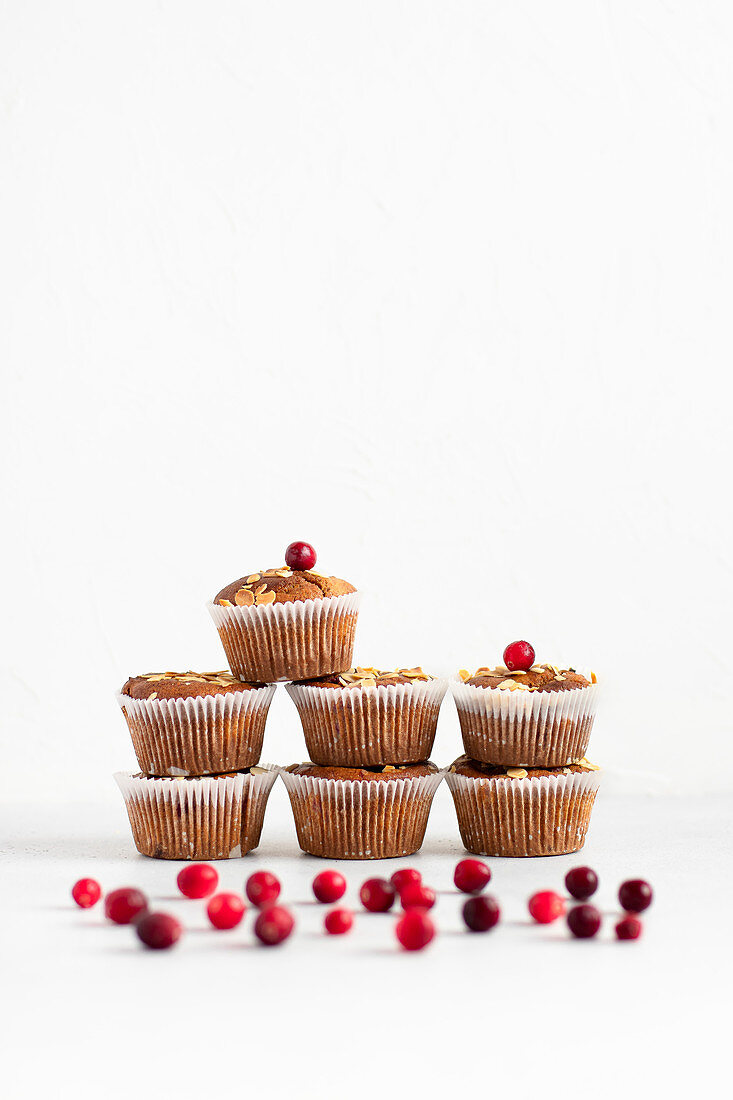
[121,671,259,701]
[457,664,595,692]
[296,666,433,689]
[449,754,600,779]
[286,761,438,782]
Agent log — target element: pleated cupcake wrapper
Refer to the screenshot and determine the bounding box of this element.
[285,678,448,766]
[451,675,599,767]
[280,768,446,860]
[117,684,276,777]
[115,766,279,860]
[445,768,601,857]
[207,591,361,683]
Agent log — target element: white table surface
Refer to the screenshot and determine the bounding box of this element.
[3,782,729,1099]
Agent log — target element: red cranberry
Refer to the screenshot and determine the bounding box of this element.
[136,912,182,950]
[177,863,218,899]
[454,858,491,894]
[619,879,653,913]
[285,541,317,571]
[312,870,346,904]
[565,866,599,900]
[254,905,294,946]
[395,908,435,951]
[359,878,396,912]
[207,892,246,930]
[400,883,436,910]
[324,908,354,935]
[246,870,281,908]
[391,868,422,892]
[104,887,148,925]
[615,915,643,941]
[462,895,501,932]
[503,640,536,671]
[528,890,565,924]
[567,904,602,939]
[71,878,101,909]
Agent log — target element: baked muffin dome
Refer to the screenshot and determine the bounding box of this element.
[215,568,355,607]
[121,671,259,701]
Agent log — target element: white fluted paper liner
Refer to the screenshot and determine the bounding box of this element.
[280,768,446,859]
[451,674,599,767]
[117,683,276,776]
[208,591,361,683]
[285,678,448,766]
[445,767,601,857]
[115,765,279,860]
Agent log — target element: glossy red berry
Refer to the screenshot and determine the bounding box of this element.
[619,879,653,913]
[528,890,566,924]
[285,541,317,571]
[462,895,501,932]
[254,905,294,946]
[359,878,396,912]
[177,863,218,899]
[395,908,435,951]
[104,887,148,925]
[400,883,436,910]
[565,866,599,900]
[207,892,246,930]
[503,640,535,671]
[454,858,491,894]
[615,915,643,941]
[391,868,422,892]
[136,912,182,950]
[567,904,602,939]
[246,870,281,908]
[312,870,347,904]
[71,878,101,909]
[324,908,354,935]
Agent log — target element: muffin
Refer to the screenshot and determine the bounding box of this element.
[452,663,599,767]
[117,671,276,777]
[280,761,444,859]
[446,754,601,857]
[285,666,448,766]
[208,562,360,683]
[115,766,278,860]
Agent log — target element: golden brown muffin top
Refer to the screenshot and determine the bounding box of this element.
[122,671,259,701]
[295,666,434,689]
[458,664,595,693]
[215,568,356,608]
[450,754,600,780]
[286,761,438,782]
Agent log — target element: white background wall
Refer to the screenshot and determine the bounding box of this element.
[2,1,732,800]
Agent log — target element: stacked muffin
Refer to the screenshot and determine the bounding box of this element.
[282,667,447,859]
[446,650,601,857]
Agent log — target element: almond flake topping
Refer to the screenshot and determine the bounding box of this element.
[506,767,528,779]
[219,599,232,607]
[591,671,597,684]
[498,678,519,690]
[234,589,255,607]
[577,757,601,771]
[148,692,157,700]
[246,574,261,583]
[256,590,276,605]
[458,669,471,682]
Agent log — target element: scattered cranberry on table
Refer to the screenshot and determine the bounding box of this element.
[503,639,536,671]
[462,895,501,932]
[207,892,246,930]
[324,908,354,935]
[285,541,317,571]
[565,866,599,901]
[528,890,566,924]
[177,863,218,899]
[615,915,643,941]
[454,858,491,894]
[395,908,435,951]
[104,887,148,925]
[567,904,602,939]
[312,870,347,904]
[391,868,422,892]
[71,878,102,909]
[400,883,436,910]
[360,878,396,912]
[246,870,281,908]
[618,879,653,913]
[136,912,182,950]
[254,905,295,946]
